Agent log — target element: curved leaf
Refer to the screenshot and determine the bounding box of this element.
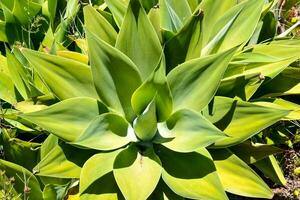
[34,143,95,179]
[133,100,157,141]
[254,155,287,186]
[157,146,227,200]
[157,109,226,152]
[84,5,117,46]
[210,149,273,199]
[159,0,192,32]
[203,96,290,147]
[131,56,173,122]
[116,0,162,80]
[73,113,130,151]
[256,67,300,97]
[0,159,43,200]
[230,141,282,164]
[80,150,123,195]
[21,97,108,141]
[86,30,142,122]
[164,11,203,70]
[167,48,235,112]
[0,72,17,104]
[253,98,300,120]
[201,0,264,55]
[21,49,99,100]
[113,145,162,200]
[104,0,128,28]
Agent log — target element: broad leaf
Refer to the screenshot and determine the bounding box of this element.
[148,180,184,200]
[157,109,226,152]
[164,11,203,70]
[131,56,173,122]
[80,150,123,195]
[86,30,142,121]
[80,172,123,200]
[219,49,300,100]
[133,100,157,141]
[21,97,108,141]
[254,155,287,186]
[116,0,162,80]
[114,145,162,200]
[256,67,300,97]
[230,141,282,164]
[203,96,290,147]
[21,49,99,100]
[0,72,17,104]
[56,51,88,64]
[73,113,130,151]
[34,143,95,178]
[40,134,59,159]
[1,129,39,170]
[157,146,228,200]
[210,149,273,199]
[200,0,237,47]
[104,0,129,28]
[0,159,43,200]
[6,49,31,99]
[200,0,264,55]
[253,98,300,120]
[159,0,192,32]
[84,5,117,46]
[168,48,235,112]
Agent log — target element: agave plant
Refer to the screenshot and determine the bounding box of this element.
[0,0,300,199]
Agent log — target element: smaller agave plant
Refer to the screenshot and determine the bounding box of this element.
[1,0,297,199]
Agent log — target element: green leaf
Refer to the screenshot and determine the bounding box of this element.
[0,21,7,42]
[114,145,162,200]
[230,141,282,164]
[21,97,108,141]
[159,0,192,32]
[0,159,43,200]
[43,183,70,200]
[167,48,235,112]
[131,56,173,122]
[80,172,123,200]
[116,0,162,80]
[86,30,142,122]
[104,0,129,28]
[80,149,122,195]
[200,0,237,47]
[73,113,130,151]
[133,100,157,141]
[157,146,228,200]
[11,0,42,25]
[253,98,300,120]
[219,50,300,100]
[40,134,59,159]
[21,48,99,100]
[164,11,203,70]
[0,72,17,104]
[148,180,184,200]
[48,0,58,24]
[254,155,287,186]
[6,48,31,100]
[34,142,95,179]
[210,149,273,199]
[1,129,40,170]
[84,5,117,46]
[157,109,226,152]
[203,96,290,147]
[200,0,264,55]
[256,67,300,97]
[187,0,201,11]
